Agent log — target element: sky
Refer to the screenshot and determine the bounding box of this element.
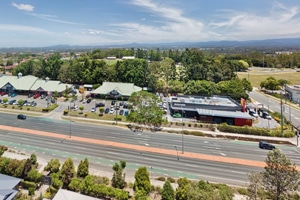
[0,0,300,47]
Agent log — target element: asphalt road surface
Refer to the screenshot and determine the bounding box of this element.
[0,113,299,186]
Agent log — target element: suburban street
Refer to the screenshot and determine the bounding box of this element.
[1,112,300,186]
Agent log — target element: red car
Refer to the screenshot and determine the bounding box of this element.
[0,91,7,96]
[33,93,40,99]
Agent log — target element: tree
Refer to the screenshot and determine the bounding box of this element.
[61,158,76,189]
[260,77,280,92]
[111,160,126,189]
[79,105,84,113]
[133,166,151,195]
[27,168,42,182]
[81,175,95,195]
[44,158,60,174]
[262,148,300,199]
[30,153,37,165]
[128,91,163,127]
[175,177,190,200]
[247,172,266,200]
[161,181,175,200]
[77,158,89,178]
[22,158,32,179]
[68,177,82,192]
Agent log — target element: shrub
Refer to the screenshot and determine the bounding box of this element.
[167,177,176,183]
[12,106,15,109]
[21,180,36,189]
[156,177,166,181]
[194,123,197,127]
[237,187,248,195]
[42,108,49,112]
[63,110,69,115]
[188,123,191,127]
[0,145,8,156]
[27,107,30,111]
[28,187,35,196]
[114,117,122,121]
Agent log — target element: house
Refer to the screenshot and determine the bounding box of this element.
[0,174,21,200]
[92,82,142,99]
[53,189,102,200]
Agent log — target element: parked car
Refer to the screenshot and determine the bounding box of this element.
[109,108,115,114]
[22,100,28,106]
[123,103,128,108]
[249,110,258,118]
[86,93,91,98]
[40,94,46,99]
[28,93,34,98]
[104,108,110,114]
[119,109,124,115]
[73,105,79,111]
[91,107,96,112]
[262,111,272,120]
[31,101,37,107]
[87,99,92,103]
[82,99,87,104]
[259,141,275,150]
[17,114,26,120]
[0,91,7,96]
[10,93,17,97]
[111,100,116,105]
[96,103,105,107]
[172,113,182,118]
[119,101,124,106]
[124,110,129,116]
[9,100,16,105]
[33,93,40,99]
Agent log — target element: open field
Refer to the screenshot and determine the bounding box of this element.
[237,67,300,87]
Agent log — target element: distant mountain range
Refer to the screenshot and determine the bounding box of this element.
[1,38,300,52]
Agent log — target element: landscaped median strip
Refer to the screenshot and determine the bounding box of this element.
[0,124,294,170]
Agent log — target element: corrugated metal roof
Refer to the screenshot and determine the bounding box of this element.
[0,174,21,190]
[196,109,253,119]
[53,189,102,200]
[93,82,142,96]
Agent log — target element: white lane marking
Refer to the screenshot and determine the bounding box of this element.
[107,151,120,155]
[220,153,226,156]
[184,164,199,168]
[144,157,157,161]
[231,171,247,175]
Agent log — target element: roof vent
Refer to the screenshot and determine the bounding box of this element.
[45,77,49,82]
[17,72,22,78]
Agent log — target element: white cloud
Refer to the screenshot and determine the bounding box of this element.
[0,24,50,33]
[27,13,85,25]
[12,2,34,12]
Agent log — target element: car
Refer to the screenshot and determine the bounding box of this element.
[0,91,7,96]
[33,93,40,99]
[104,108,110,114]
[82,99,87,104]
[73,105,78,111]
[96,102,105,107]
[91,107,96,112]
[22,100,28,106]
[249,110,258,118]
[86,93,91,98]
[111,100,116,105]
[172,113,182,118]
[40,94,46,99]
[119,109,124,115]
[31,101,37,107]
[124,110,129,116]
[28,93,34,98]
[87,99,92,103]
[10,93,17,97]
[262,111,272,120]
[9,100,16,105]
[109,108,115,114]
[123,103,128,108]
[119,101,124,106]
[17,114,26,120]
[259,141,275,150]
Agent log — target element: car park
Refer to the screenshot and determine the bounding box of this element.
[17,114,26,120]
[259,141,275,150]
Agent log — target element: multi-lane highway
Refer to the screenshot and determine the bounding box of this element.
[0,112,299,186]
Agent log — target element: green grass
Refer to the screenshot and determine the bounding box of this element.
[237,69,300,87]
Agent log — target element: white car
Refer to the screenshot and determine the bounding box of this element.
[109,108,115,114]
[91,107,96,112]
[73,105,78,111]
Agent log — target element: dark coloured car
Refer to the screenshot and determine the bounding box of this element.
[17,114,26,120]
[259,141,275,150]
[96,102,105,107]
[111,100,116,105]
[87,99,92,103]
[31,101,37,107]
[104,108,110,114]
[28,93,34,98]
[119,109,124,115]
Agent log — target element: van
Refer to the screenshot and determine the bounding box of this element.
[259,141,275,150]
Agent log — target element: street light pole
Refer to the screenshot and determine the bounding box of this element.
[181,104,184,154]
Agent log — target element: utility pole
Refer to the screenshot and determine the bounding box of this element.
[280,92,284,134]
